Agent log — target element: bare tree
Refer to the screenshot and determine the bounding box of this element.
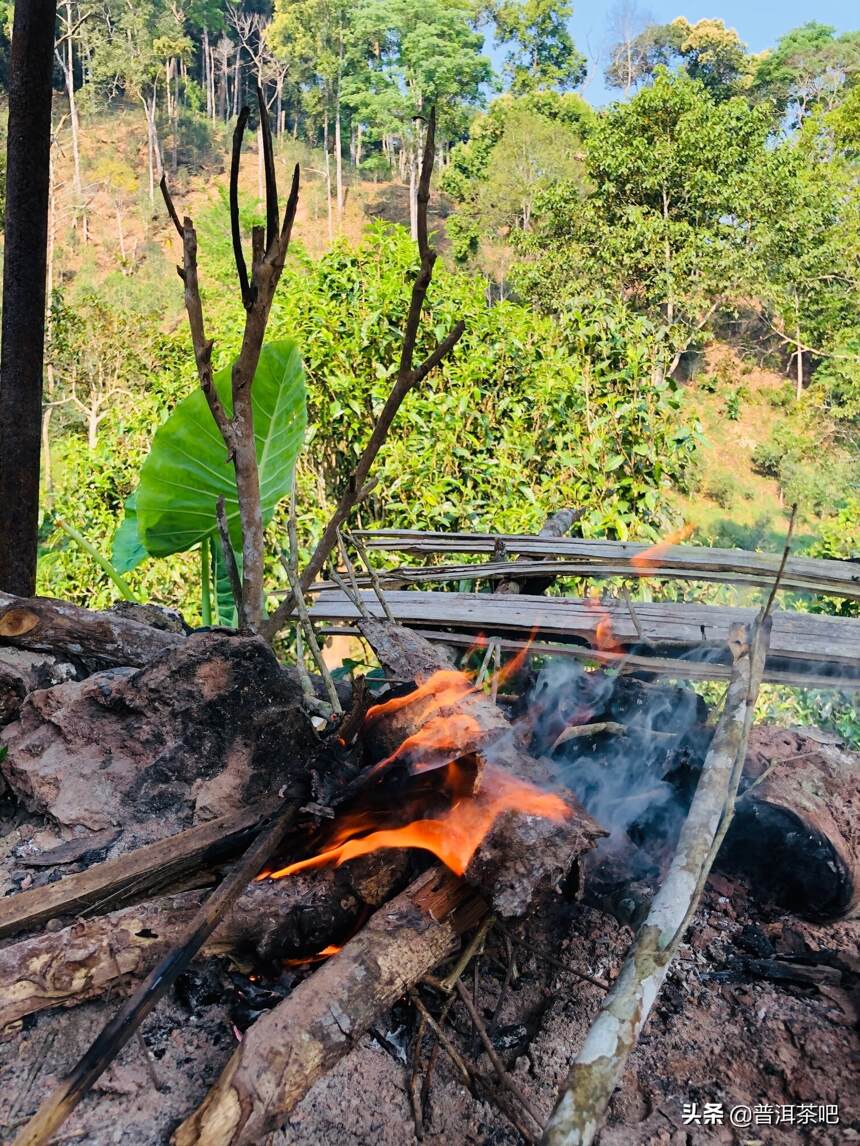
[161,89,299,632]
[605,0,653,95]
[0,0,58,596]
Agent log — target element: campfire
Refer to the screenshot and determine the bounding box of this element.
[0,580,857,1145]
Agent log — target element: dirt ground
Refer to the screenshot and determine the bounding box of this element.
[1,856,856,1145]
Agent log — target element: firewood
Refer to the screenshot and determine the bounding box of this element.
[0,871,368,1029]
[541,618,771,1146]
[0,591,183,668]
[357,619,605,917]
[0,800,280,941]
[171,867,487,1146]
[12,798,302,1146]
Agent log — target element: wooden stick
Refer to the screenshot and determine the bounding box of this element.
[12,799,301,1146]
[216,494,245,627]
[172,867,487,1146]
[261,107,465,643]
[453,978,544,1131]
[540,618,771,1146]
[0,800,281,941]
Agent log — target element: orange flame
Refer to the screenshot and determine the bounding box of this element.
[630,524,693,572]
[283,944,343,968]
[265,764,569,881]
[587,590,622,653]
[263,663,570,888]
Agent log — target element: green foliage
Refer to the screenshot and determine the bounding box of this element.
[128,341,306,563]
[753,23,860,125]
[605,17,756,100]
[490,0,586,94]
[515,71,774,366]
[442,91,594,263]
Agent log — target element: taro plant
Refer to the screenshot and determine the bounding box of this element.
[111,340,306,626]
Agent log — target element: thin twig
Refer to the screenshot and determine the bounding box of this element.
[328,566,372,621]
[216,496,245,628]
[475,638,497,687]
[345,528,395,622]
[490,641,501,704]
[454,980,544,1132]
[762,503,797,619]
[408,990,471,1086]
[261,107,465,644]
[282,491,342,715]
[337,531,364,605]
[622,587,644,641]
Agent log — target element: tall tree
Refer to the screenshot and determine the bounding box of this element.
[491,0,586,93]
[0,0,58,595]
[606,17,755,100]
[517,71,773,373]
[754,22,860,126]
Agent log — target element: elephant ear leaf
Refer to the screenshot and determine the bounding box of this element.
[111,492,148,574]
[134,340,306,559]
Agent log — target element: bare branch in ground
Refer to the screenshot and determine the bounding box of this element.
[261,107,465,643]
[161,105,301,633]
[540,617,772,1146]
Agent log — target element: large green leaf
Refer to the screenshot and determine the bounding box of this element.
[111,492,148,574]
[134,340,306,559]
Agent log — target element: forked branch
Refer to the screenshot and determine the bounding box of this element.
[161,98,300,632]
[262,108,464,643]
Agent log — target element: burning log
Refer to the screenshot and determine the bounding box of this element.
[355,620,605,916]
[541,618,771,1146]
[171,867,486,1146]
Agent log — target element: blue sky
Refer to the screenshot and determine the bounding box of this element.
[487,2,860,106]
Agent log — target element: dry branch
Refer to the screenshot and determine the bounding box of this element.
[172,867,487,1146]
[352,529,860,602]
[540,618,771,1146]
[0,800,281,941]
[261,107,465,644]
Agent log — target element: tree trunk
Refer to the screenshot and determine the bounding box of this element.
[323,112,334,245]
[63,0,85,241]
[0,0,57,596]
[334,100,344,224]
